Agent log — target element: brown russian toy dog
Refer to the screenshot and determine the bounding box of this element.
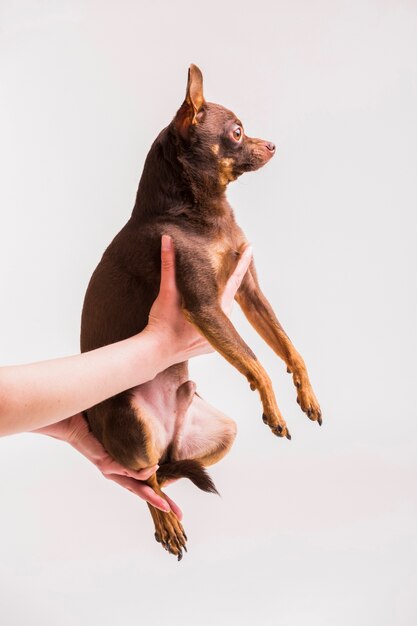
[81,65,321,560]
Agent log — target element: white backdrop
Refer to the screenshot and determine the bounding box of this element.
[1,1,416,625]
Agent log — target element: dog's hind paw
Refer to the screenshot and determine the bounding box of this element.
[153,508,188,561]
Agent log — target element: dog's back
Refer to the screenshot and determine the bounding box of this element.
[81,221,158,354]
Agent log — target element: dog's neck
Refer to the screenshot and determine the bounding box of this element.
[131,126,229,225]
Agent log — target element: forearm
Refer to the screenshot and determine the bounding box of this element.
[0,330,170,436]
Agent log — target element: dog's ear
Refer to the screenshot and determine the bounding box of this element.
[174,64,205,138]
[185,64,205,114]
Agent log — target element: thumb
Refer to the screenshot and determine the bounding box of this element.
[221,244,253,311]
[159,235,177,299]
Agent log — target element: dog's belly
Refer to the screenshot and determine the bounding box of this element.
[130,374,237,464]
[129,369,187,456]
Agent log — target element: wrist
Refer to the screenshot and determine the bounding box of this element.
[132,326,177,378]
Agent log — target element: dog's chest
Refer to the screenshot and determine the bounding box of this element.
[209,235,243,287]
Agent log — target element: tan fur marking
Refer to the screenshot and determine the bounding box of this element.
[219,157,236,186]
[210,238,231,273]
[211,143,220,155]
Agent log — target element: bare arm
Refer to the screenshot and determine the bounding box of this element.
[0,333,167,437]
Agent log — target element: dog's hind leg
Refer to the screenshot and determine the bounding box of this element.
[146,472,188,561]
[86,395,157,471]
[87,394,189,560]
[169,389,237,468]
[110,402,189,560]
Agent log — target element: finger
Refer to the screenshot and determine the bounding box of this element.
[159,234,178,300]
[232,244,253,288]
[164,493,183,521]
[104,463,159,481]
[112,475,183,519]
[221,245,253,310]
[109,475,171,513]
[132,464,159,480]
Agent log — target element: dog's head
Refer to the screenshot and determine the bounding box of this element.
[172,64,275,191]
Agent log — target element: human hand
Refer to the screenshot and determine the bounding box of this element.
[33,413,182,519]
[145,234,252,365]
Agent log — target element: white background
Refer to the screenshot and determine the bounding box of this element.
[1,1,416,624]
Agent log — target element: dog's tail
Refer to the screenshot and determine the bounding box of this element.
[157,460,219,496]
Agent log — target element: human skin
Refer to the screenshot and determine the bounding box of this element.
[0,236,252,515]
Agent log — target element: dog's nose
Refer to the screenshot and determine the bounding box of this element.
[266,142,276,152]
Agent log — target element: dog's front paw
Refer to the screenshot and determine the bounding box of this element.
[153,508,188,561]
[262,412,291,440]
[296,383,322,425]
[260,391,291,440]
[287,367,322,425]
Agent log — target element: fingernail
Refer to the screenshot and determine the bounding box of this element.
[162,503,171,513]
[162,234,172,251]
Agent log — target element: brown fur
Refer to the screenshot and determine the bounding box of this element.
[81,65,321,560]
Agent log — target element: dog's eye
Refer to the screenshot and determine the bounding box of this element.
[232,127,242,141]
